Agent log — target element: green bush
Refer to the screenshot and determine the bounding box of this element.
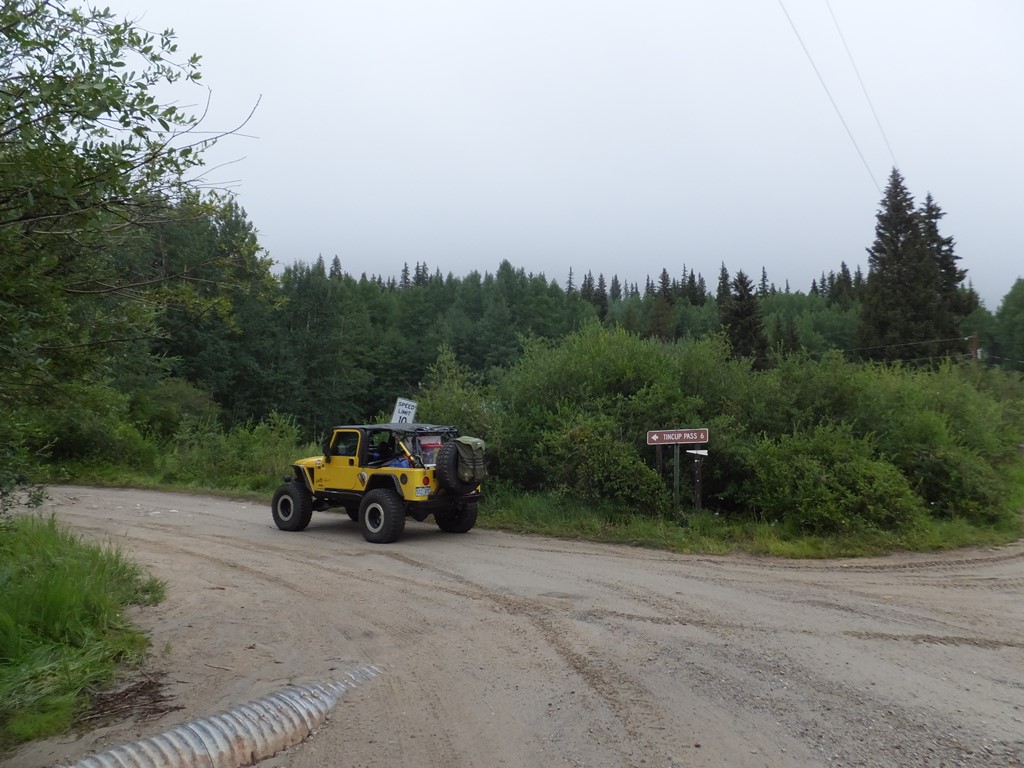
[478,326,1024,530]
[24,383,136,464]
[416,345,497,439]
[493,326,741,492]
[158,412,301,491]
[750,424,927,535]
[874,406,1003,522]
[129,378,221,439]
[539,411,670,515]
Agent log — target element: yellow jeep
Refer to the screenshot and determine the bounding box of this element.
[271,423,485,543]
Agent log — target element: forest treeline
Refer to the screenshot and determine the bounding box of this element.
[126,166,1021,442]
[3,1,1024,541]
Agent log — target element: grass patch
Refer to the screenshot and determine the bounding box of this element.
[479,471,1024,558]
[0,515,164,752]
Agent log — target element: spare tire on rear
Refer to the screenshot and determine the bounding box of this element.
[436,439,481,494]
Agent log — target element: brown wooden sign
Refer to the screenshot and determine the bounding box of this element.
[646,428,709,445]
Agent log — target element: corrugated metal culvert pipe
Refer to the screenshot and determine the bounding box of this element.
[63,665,381,768]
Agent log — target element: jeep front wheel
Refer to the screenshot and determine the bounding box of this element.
[434,503,478,533]
[272,482,313,532]
[359,488,406,543]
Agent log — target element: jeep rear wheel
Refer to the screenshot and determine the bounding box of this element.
[272,481,313,532]
[359,488,406,543]
[434,502,478,533]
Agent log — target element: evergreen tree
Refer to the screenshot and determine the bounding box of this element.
[580,271,595,303]
[658,268,673,304]
[919,194,969,321]
[758,267,769,297]
[829,262,854,307]
[594,273,609,320]
[329,255,343,280]
[716,263,730,304]
[609,275,622,302]
[413,261,429,286]
[720,270,768,365]
[684,270,700,305]
[858,169,968,362]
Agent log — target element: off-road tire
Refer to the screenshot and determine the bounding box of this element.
[359,488,406,543]
[272,481,313,532]
[434,503,478,533]
[436,441,476,494]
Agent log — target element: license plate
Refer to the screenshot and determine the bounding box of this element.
[415,486,431,497]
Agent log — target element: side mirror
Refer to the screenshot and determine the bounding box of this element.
[323,440,332,463]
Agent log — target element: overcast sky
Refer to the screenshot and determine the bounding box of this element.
[126,0,1022,309]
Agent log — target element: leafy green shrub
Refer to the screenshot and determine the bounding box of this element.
[539,411,670,515]
[158,412,300,491]
[750,424,927,535]
[129,378,221,439]
[417,345,497,439]
[918,363,1020,462]
[750,354,1023,524]
[26,383,146,465]
[493,326,741,492]
[485,325,1023,531]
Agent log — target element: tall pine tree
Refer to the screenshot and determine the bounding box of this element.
[720,270,768,366]
[859,169,969,362]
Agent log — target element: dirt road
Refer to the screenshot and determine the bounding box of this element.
[7,487,1024,767]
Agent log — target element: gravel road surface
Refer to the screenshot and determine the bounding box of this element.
[7,487,1024,767]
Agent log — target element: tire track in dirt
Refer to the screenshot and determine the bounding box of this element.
[479,537,1024,573]
[358,675,466,768]
[373,552,669,761]
[632,612,1024,767]
[844,630,1022,649]
[566,567,1024,766]
[381,547,1024,764]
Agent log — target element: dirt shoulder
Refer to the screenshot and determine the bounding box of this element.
[7,487,1024,767]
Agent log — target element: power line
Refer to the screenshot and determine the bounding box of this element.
[776,0,881,193]
[984,355,1024,367]
[824,0,899,170]
[844,335,970,354]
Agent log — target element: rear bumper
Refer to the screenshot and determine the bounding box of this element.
[408,490,481,520]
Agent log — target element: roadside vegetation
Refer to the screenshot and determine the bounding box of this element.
[54,326,1024,557]
[0,514,165,752]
